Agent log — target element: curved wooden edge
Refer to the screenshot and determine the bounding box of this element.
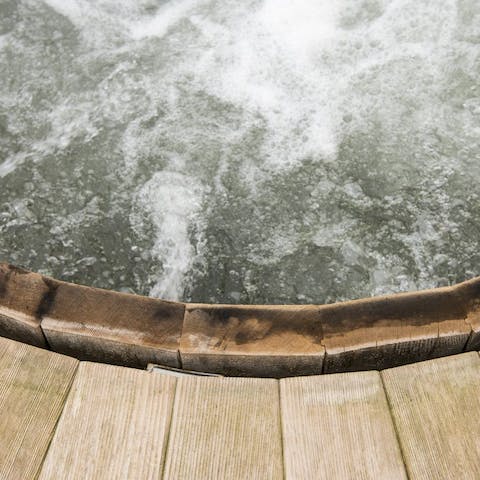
[1,262,479,377]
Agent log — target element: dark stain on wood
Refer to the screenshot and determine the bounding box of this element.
[152,302,185,323]
[189,307,324,345]
[319,289,467,335]
[36,277,60,318]
[0,266,11,299]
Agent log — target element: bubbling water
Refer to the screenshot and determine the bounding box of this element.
[0,0,479,303]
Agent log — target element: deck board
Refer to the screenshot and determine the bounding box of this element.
[0,336,78,480]
[281,371,407,479]
[38,362,176,480]
[163,376,283,479]
[382,352,480,479]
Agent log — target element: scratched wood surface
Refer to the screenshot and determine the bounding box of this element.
[382,352,480,479]
[163,376,283,480]
[38,362,176,480]
[281,371,407,479]
[0,336,78,480]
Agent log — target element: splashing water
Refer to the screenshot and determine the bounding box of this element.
[0,0,479,303]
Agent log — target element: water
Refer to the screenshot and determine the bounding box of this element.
[0,0,479,304]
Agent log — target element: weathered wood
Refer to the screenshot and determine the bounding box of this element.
[180,304,324,377]
[320,287,471,372]
[0,263,50,347]
[457,277,480,350]
[382,352,480,479]
[281,371,407,479]
[41,279,185,368]
[0,336,78,479]
[38,362,176,479]
[1,262,478,376]
[163,376,283,479]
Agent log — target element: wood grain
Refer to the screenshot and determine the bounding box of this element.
[180,304,324,377]
[281,371,407,479]
[38,362,176,480]
[382,352,480,479]
[320,286,471,372]
[0,263,51,347]
[163,376,283,479]
[0,336,78,479]
[41,279,185,369]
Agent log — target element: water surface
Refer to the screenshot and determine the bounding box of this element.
[0,0,479,304]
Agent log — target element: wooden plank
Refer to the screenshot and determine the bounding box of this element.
[163,376,283,479]
[382,352,480,479]
[320,286,471,373]
[180,304,324,377]
[457,277,480,350]
[0,263,51,347]
[280,371,407,479]
[0,336,78,480]
[41,280,185,368]
[38,362,176,480]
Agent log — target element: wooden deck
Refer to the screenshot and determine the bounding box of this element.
[1,335,480,479]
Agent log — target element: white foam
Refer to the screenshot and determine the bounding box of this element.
[188,0,345,167]
[0,33,11,51]
[130,0,201,40]
[42,0,83,23]
[134,171,204,300]
[0,154,26,178]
